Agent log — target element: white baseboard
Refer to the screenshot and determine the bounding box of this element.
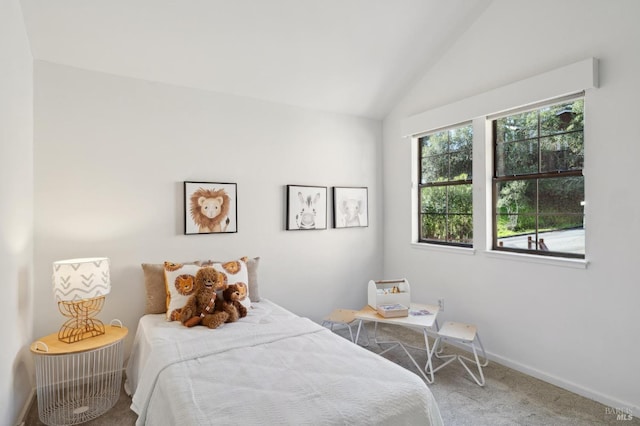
[484,348,639,414]
[15,388,35,426]
[433,337,638,414]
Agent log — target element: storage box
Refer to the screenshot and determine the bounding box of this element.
[376,303,409,318]
[368,279,411,309]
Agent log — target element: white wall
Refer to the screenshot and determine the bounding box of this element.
[0,0,34,424]
[383,0,639,412]
[33,62,383,356]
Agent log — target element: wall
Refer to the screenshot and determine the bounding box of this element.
[33,62,382,357]
[383,0,639,412]
[0,0,34,424]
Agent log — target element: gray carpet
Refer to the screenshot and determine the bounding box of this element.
[24,323,637,425]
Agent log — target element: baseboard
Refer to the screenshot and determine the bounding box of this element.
[432,337,638,414]
[15,388,35,426]
[484,349,638,414]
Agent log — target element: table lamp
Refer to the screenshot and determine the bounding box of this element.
[52,257,111,343]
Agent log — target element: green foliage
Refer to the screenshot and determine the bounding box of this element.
[420,179,472,243]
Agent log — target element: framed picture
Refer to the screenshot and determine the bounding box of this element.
[184,181,237,235]
[286,185,327,230]
[333,186,368,228]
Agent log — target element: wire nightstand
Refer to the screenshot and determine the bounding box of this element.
[30,323,127,426]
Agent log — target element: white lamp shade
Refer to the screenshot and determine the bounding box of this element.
[52,257,111,301]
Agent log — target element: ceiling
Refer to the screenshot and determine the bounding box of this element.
[20,0,491,119]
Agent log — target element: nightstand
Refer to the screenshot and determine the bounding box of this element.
[30,324,128,426]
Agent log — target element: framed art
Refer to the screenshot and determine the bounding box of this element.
[286,185,327,230]
[184,181,237,235]
[333,186,368,228]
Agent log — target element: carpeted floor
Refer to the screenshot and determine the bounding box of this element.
[24,323,637,425]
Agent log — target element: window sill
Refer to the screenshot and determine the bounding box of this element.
[484,250,589,269]
[411,242,476,256]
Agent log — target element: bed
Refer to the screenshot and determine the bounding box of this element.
[125,260,443,425]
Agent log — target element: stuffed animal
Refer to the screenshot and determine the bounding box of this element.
[189,187,231,233]
[214,292,241,323]
[223,284,248,319]
[179,267,230,329]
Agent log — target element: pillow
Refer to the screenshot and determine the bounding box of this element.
[163,262,202,321]
[198,258,251,309]
[245,257,261,302]
[142,261,197,314]
[198,256,260,302]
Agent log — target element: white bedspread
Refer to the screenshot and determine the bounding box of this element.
[126,300,443,426]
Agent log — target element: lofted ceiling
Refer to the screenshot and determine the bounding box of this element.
[20,0,491,119]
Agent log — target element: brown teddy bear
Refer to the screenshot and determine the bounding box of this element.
[179,267,229,329]
[213,288,241,323]
[222,284,248,319]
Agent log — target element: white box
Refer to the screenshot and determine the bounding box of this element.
[367,279,411,309]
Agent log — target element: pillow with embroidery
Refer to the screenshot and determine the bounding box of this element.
[163,262,203,321]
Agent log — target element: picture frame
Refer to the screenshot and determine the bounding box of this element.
[332,186,368,228]
[184,181,237,235]
[286,185,327,230]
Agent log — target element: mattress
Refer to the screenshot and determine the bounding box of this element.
[125,299,443,425]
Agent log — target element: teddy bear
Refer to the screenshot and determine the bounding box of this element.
[222,284,248,319]
[213,288,241,323]
[179,267,230,329]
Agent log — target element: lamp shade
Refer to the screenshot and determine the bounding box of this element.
[52,257,111,301]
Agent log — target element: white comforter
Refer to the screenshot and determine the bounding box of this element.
[127,300,442,426]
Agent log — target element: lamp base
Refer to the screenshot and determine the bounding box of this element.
[57,297,106,344]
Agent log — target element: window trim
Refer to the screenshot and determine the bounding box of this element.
[416,122,474,247]
[491,96,585,259]
[405,58,597,265]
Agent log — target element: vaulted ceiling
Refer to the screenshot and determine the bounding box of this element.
[20,0,491,119]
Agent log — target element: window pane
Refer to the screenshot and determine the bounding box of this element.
[540,100,584,136]
[496,180,534,234]
[540,133,584,172]
[496,140,538,176]
[421,133,448,157]
[495,110,538,143]
[421,154,448,183]
[448,184,473,214]
[421,186,447,214]
[538,176,584,216]
[496,228,537,249]
[537,219,585,255]
[421,214,446,241]
[449,150,472,180]
[449,126,473,151]
[448,214,473,244]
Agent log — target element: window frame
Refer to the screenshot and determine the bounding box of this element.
[416,122,473,248]
[491,95,585,259]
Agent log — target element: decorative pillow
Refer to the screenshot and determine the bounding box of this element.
[142,263,166,314]
[142,261,197,314]
[198,258,251,309]
[245,257,260,302]
[198,256,260,302]
[163,262,203,321]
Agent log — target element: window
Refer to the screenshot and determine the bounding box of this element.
[418,124,473,246]
[493,97,584,258]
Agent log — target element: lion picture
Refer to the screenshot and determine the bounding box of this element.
[184,182,237,234]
